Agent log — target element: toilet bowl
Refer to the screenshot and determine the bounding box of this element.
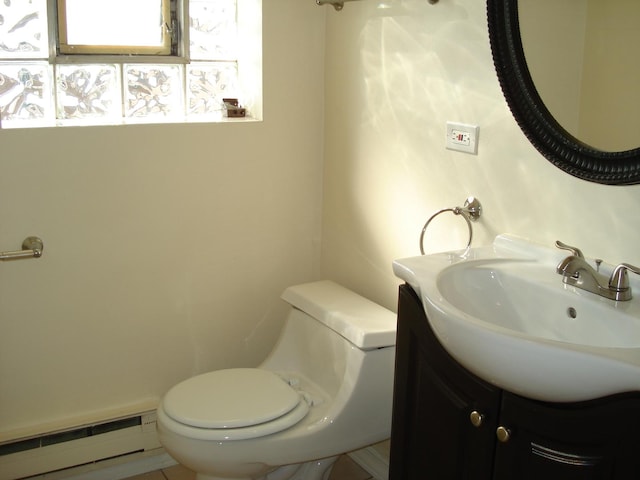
[156,280,396,480]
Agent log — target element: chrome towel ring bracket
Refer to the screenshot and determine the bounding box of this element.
[419,197,482,255]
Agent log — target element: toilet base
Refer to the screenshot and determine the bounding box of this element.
[194,456,338,480]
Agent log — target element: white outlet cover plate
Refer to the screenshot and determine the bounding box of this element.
[446,122,479,155]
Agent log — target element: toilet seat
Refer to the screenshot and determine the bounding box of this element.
[160,368,310,441]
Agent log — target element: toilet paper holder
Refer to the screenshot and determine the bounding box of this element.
[0,236,44,261]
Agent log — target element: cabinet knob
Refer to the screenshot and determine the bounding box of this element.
[496,426,511,443]
[469,411,484,427]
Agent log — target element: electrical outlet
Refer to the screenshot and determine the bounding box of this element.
[446,122,479,154]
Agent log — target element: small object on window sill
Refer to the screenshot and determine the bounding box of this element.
[223,98,246,118]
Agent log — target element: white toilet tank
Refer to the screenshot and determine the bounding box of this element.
[281,280,397,350]
[260,281,397,408]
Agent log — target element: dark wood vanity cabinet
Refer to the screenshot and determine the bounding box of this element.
[389,284,640,480]
[389,283,501,480]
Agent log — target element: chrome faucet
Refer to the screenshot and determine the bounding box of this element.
[555,241,640,301]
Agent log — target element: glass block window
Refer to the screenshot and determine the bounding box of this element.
[187,62,239,117]
[124,64,184,121]
[56,64,121,123]
[0,0,49,59]
[0,0,246,129]
[0,62,53,128]
[190,0,238,60]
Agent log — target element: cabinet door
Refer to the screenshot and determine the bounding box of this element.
[493,392,640,480]
[390,285,501,480]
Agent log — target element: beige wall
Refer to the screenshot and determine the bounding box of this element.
[520,0,640,152]
[580,0,640,151]
[0,0,325,440]
[519,0,587,136]
[4,0,640,445]
[321,0,640,311]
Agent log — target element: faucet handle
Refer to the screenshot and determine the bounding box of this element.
[555,240,584,259]
[609,263,640,293]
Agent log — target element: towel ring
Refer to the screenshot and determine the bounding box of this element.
[419,197,482,255]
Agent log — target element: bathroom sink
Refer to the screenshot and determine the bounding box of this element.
[393,234,640,402]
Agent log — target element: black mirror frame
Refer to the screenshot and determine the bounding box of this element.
[487,0,640,185]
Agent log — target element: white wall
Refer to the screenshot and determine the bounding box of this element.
[0,0,326,440]
[4,0,640,446]
[321,0,640,310]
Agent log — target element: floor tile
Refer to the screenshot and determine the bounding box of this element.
[122,471,166,480]
[329,455,372,480]
[162,464,197,480]
[123,454,371,480]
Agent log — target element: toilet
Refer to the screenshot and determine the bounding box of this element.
[156,280,397,480]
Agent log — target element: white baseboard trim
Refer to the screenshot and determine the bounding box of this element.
[348,446,389,480]
[33,449,177,480]
[34,445,387,480]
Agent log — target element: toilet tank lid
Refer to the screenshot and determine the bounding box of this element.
[281,281,396,350]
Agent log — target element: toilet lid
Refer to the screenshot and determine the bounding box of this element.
[163,368,302,429]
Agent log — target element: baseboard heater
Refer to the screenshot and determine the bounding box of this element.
[0,412,160,480]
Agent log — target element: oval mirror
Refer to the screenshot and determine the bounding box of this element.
[487,0,640,185]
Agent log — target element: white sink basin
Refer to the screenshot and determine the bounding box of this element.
[393,234,640,402]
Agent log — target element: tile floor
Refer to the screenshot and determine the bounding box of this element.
[123,455,372,480]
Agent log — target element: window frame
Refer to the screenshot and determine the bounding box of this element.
[0,0,262,128]
[55,0,183,58]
